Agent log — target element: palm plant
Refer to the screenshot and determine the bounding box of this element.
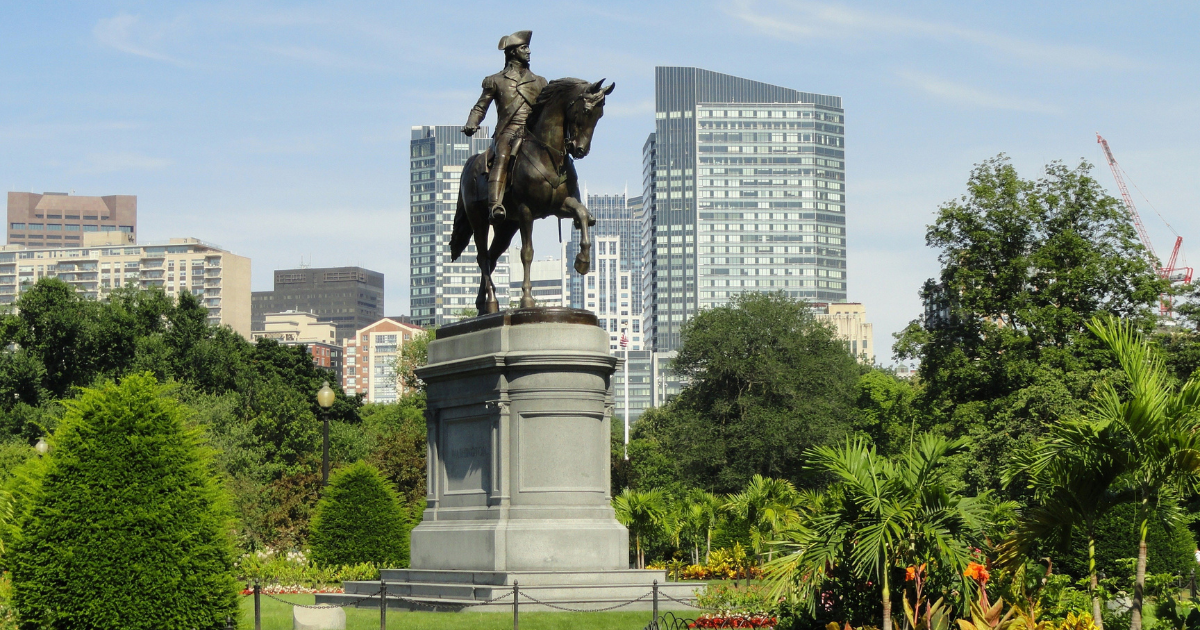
[613,488,666,569]
[725,475,801,570]
[685,488,724,564]
[1073,316,1200,630]
[765,434,988,630]
[1000,412,1125,630]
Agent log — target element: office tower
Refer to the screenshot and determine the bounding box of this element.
[642,67,846,351]
[410,125,513,328]
[0,233,250,336]
[342,317,425,403]
[8,192,136,248]
[812,302,875,364]
[251,267,384,341]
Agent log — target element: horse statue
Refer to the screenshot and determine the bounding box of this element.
[450,77,615,314]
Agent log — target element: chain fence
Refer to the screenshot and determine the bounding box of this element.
[243,578,738,630]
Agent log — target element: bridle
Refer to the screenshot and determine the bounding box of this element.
[523,88,599,189]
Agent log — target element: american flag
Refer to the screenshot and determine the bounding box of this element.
[619,330,629,348]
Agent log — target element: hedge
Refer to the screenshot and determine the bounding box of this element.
[308,460,410,568]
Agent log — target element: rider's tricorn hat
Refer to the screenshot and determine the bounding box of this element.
[498,30,532,50]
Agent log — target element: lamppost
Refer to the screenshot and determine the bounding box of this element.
[34,437,49,455]
[316,382,335,488]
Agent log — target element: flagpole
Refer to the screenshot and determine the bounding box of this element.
[622,329,630,461]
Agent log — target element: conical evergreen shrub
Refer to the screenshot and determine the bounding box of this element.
[309,460,410,567]
[11,373,238,629]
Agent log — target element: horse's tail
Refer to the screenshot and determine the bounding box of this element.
[450,189,471,262]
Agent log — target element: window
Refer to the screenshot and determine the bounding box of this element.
[10,223,23,230]
[65,225,80,231]
[83,225,98,232]
[27,224,43,231]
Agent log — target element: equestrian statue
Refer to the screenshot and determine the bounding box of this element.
[452,29,614,314]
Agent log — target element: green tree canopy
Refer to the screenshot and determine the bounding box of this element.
[10,373,238,630]
[646,292,862,492]
[894,156,1167,493]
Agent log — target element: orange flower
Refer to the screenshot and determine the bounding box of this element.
[906,566,917,581]
[963,561,990,584]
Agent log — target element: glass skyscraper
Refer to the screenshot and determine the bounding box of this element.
[642,67,846,351]
[409,125,512,328]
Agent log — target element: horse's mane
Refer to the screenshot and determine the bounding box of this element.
[528,78,589,128]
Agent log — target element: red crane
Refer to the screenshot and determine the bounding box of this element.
[1096,133,1194,316]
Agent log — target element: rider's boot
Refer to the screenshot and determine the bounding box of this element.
[487,165,507,223]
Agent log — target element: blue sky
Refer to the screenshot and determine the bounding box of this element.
[2,1,1198,364]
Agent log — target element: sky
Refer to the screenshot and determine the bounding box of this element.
[2,1,1198,365]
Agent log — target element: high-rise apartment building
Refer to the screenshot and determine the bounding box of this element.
[506,243,568,308]
[251,267,384,341]
[568,193,644,319]
[8,192,137,248]
[642,67,846,351]
[410,125,514,327]
[342,317,425,403]
[0,233,250,336]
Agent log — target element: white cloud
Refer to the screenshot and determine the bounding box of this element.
[728,0,1137,72]
[80,152,173,174]
[93,14,188,65]
[897,70,1062,114]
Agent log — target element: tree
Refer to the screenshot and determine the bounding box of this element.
[613,488,666,569]
[766,434,988,630]
[894,156,1166,495]
[308,460,410,568]
[396,330,433,393]
[685,489,724,564]
[654,292,862,492]
[10,374,238,629]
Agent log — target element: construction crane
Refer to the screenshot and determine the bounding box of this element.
[1096,133,1194,316]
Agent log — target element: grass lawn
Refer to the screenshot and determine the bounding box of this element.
[237,594,661,629]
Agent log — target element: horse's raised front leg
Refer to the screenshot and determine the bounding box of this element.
[564,196,592,275]
[517,203,536,309]
[473,217,498,314]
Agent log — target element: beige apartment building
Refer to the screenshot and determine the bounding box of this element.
[0,232,251,337]
[342,317,424,403]
[7,192,137,247]
[253,311,342,380]
[813,302,875,364]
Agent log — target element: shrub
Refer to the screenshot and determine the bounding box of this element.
[1060,503,1197,580]
[10,373,238,629]
[308,461,410,567]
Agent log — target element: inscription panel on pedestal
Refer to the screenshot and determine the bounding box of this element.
[518,412,605,492]
[443,417,492,495]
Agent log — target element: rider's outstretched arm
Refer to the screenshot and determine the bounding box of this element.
[463,77,496,136]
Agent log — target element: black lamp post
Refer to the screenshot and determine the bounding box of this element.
[316,381,335,488]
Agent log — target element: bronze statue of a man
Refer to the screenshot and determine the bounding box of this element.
[461,30,548,223]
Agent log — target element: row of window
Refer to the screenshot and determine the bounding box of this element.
[11,223,132,232]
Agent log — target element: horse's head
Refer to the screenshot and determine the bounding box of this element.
[564,79,615,160]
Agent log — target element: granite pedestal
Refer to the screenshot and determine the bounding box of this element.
[318,308,701,612]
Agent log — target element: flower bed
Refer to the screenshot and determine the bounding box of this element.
[690,613,777,628]
[239,584,344,595]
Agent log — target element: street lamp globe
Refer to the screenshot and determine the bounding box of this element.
[35,437,49,455]
[316,382,335,409]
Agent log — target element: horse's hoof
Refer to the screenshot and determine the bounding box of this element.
[574,256,590,275]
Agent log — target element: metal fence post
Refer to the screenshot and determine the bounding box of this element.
[380,578,387,629]
[652,579,659,626]
[1192,567,1197,600]
[513,581,520,630]
[253,580,261,630]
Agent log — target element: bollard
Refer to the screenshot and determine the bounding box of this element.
[253,580,261,630]
[380,578,387,629]
[652,579,659,627]
[513,581,520,630]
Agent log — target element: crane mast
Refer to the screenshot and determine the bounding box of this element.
[1096,133,1194,316]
